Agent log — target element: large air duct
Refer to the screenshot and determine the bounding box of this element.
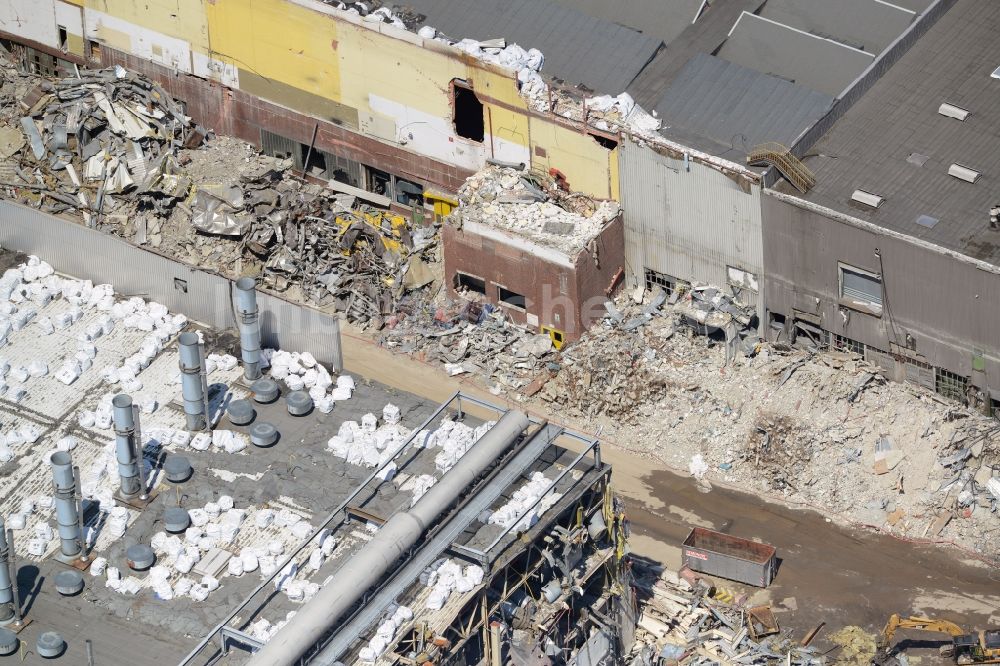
[0,517,13,625]
[247,409,531,666]
[50,451,82,561]
[113,393,142,499]
[235,277,262,381]
[178,332,207,431]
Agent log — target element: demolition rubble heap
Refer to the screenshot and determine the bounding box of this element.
[1,64,198,226]
[537,290,1000,559]
[0,58,440,326]
[627,562,819,666]
[386,279,1000,558]
[453,163,620,254]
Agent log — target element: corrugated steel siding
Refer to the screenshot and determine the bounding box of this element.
[760,192,1000,390]
[619,139,765,316]
[0,202,342,370]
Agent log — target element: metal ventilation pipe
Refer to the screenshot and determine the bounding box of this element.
[50,451,82,560]
[247,409,531,666]
[179,332,207,431]
[235,277,262,381]
[0,517,14,625]
[113,394,142,499]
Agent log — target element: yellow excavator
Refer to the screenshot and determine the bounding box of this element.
[875,614,1000,665]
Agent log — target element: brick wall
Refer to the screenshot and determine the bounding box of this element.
[443,213,625,341]
[100,47,473,195]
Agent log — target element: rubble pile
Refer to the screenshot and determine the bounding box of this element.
[0,56,441,326]
[1,65,199,226]
[528,289,1000,558]
[379,298,558,390]
[454,164,620,253]
[629,564,820,666]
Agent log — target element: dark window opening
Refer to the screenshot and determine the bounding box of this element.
[935,367,968,403]
[58,26,68,51]
[453,82,484,142]
[394,178,424,207]
[643,268,689,297]
[301,145,327,177]
[323,151,361,188]
[833,333,865,356]
[498,285,526,310]
[454,273,486,295]
[88,39,101,62]
[366,166,393,198]
[590,133,618,150]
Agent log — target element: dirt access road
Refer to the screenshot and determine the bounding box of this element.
[341,325,1000,657]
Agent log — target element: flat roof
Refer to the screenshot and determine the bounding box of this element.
[405,0,663,93]
[793,0,1000,265]
[627,0,922,160]
[0,250,599,664]
[652,53,833,159]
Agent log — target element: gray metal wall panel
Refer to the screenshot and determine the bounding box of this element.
[0,201,342,370]
[761,192,1000,390]
[619,139,765,316]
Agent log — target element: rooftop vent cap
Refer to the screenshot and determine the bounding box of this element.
[851,189,884,208]
[948,164,980,183]
[938,103,970,121]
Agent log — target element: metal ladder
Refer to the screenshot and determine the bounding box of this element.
[746,142,816,193]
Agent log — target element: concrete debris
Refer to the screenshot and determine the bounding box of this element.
[629,562,818,666]
[454,164,620,253]
[0,55,440,327]
[2,64,196,226]
[379,298,558,391]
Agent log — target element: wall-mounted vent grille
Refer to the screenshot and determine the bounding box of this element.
[851,190,884,208]
[948,164,980,183]
[938,103,970,121]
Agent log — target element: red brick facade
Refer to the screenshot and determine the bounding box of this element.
[443,215,625,342]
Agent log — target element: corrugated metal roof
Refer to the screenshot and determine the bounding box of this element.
[798,0,1000,265]
[404,0,663,93]
[653,53,833,159]
[716,12,876,96]
[760,0,915,53]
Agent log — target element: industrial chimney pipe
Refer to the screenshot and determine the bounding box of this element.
[235,277,262,381]
[247,409,531,666]
[0,517,13,625]
[178,332,208,431]
[50,451,83,561]
[112,394,142,499]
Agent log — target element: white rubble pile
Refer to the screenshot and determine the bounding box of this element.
[423,558,485,611]
[585,92,662,134]
[326,405,414,469]
[486,471,562,530]
[358,604,414,662]
[265,348,351,412]
[456,165,620,254]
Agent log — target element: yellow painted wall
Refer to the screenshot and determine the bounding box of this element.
[206,0,341,101]
[528,116,613,199]
[78,0,617,200]
[87,0,208,52]
[336,20,464,118]
[485,103,529,151]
